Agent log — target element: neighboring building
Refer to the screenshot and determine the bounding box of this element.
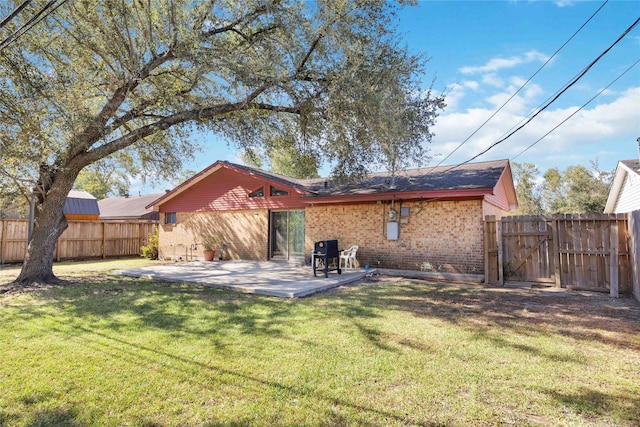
[147,160,517,274]
[98,193,163,221]
[604,160,640,214]
[0,199,25,219]
[1,190,100,220]
[63,190,100,220]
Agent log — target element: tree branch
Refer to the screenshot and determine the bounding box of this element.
[296,33,324,75]
[69,49,176,159]
[203,1,280,37]
[77,98,299,169]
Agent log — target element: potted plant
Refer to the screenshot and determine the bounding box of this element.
[201,234,222,261]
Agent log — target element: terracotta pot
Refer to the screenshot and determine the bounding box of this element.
[203,249,215,261]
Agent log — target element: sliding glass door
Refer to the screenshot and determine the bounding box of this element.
[270,210,305,261]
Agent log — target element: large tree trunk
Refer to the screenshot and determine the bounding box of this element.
[12,174,75,286]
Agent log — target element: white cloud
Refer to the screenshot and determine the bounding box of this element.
[428,86,640,173]
[482,73,504,88]
[441,83,467,111]
[459,50,549,74]
[462,80,479,90]
[553,1,575,8]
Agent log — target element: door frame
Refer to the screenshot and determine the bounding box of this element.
[269,210,305,261]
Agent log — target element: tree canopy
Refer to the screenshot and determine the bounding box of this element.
[0,0,444,285]
[512,161,613,215]
[73,155,140,200]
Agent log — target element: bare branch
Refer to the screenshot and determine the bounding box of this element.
[203,1,281,37]
[296,33,323,74]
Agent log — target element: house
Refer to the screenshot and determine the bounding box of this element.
[63,190,100,220]
[604,159,640,214]
[147,159,517,274]
[98,193,163,221]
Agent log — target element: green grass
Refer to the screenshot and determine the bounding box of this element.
[1,260,639,426]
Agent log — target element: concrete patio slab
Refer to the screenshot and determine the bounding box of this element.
[113,260,370,298]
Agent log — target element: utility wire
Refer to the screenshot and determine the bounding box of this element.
[0,0,32,30]
[0,0,65,52]
[427,0,609,172]
[442,15,640,173]
[512,57,640,159]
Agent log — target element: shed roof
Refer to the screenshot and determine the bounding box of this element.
[98,193,164,219]
[64,190,99,216]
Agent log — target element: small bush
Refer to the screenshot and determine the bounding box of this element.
[141,226,159,260]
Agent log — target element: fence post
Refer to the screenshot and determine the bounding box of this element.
[550,217,561,288]
[610,220,619,298]
[102,222,106,259]
[497,219,504,286]
[484,216,491,284]
[0,220,5,265]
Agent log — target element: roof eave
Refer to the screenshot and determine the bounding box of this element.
[604,163,628,213]
[302,188,493,205]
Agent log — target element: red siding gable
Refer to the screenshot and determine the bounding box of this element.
[159,166,307,212]
[484,163,517,211]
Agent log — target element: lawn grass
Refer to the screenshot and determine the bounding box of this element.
[1,260,639,426]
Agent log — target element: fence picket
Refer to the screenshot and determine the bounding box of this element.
[487,214,630,295]
[0,219,157,264]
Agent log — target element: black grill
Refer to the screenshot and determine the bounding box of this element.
[312,239,342,278]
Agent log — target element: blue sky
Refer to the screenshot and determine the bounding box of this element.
[133,0,639,194]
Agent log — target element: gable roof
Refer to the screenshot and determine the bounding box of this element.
[98,193,164,220]
[148,159,517,210]
[604,159,640,213]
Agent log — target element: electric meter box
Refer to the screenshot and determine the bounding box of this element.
[387,222,399,240]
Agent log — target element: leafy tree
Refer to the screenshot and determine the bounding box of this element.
[74,155,139,200]
[241,134,321,178]
[0,0,444,286]
[511,162,543,215]
[268,145,320,179]
[541,162,612,214]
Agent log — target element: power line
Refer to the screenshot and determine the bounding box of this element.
[0,0,32,30]
[512,57,640,160]
[427,0,609,172]
[0,0,66,52]
[442,15,640,173]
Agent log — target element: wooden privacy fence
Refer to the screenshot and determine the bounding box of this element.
[0,219,157,264]
[485,214,631,296]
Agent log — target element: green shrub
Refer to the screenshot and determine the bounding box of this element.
[141,226,159,260]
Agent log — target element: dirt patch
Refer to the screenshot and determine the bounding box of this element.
[0,281,54,295]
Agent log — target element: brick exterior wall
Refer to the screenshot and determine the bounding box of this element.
[306,199,488,274]
[159,210,269,261]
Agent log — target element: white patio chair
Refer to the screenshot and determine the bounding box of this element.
[339,245,359,270]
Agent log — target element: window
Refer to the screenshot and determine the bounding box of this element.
[165,212,177,224]
[249,187,264,198]
[270,186,288,196]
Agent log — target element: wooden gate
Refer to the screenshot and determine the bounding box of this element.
[502,216,556,284]
[485,214,630,296]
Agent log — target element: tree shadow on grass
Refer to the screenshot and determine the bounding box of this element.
[24,408,81,427]
[3,270,639,426]
[543,386,640,425]
[4,275,295,344]
[56,322,442,426]
[323,276,640,355]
